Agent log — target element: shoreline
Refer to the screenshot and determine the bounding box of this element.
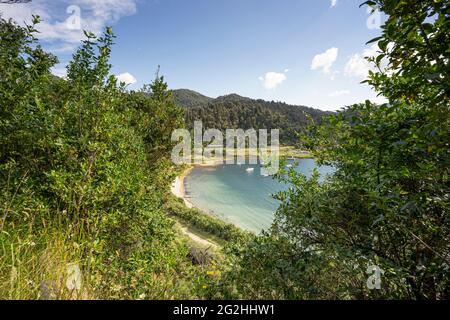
[170,153,313,212]
[170,154,317,236]
[170,161,225,209]
[171,166,194,208]
[170,163,247,233]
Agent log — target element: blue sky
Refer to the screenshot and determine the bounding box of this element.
[0,0,387,110]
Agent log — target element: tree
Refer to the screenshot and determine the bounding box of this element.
[0,17,200,299]
[224,0,449,300]
[140,68,185,161]
[0,15,57,167]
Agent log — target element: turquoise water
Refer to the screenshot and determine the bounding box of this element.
[184,159,334,233]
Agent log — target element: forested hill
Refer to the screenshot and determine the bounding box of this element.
[173,89,333,145]
[172,89,214,107]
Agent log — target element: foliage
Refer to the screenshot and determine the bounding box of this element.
[225,0,449,300]
[2,0,449,301]
[175,89,332,146]
[0,17,204,299]
[164,196,252,244]
[172,89,213,108]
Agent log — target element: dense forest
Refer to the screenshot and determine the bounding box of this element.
[175,89,332,145]
[1,0,449,300]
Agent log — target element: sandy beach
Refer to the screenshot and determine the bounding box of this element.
[170,149,311,211]
[171,166,194,208]
[170,158,225,209]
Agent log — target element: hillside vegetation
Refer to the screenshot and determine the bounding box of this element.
[0,17,216,299]
[1,0,449,301]
[173,89,213,108]
[174,89,332,145]
[217,0,449,300]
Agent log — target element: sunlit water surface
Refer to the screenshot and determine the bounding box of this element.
[184,159,334,233]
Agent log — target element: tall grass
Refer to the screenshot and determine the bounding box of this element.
[0,207,94,299]
[0,198,211,300]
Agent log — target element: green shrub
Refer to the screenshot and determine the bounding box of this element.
[0,17,205,300]
[164,196,252,244]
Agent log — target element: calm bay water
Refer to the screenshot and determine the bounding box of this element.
[184,159,334,233]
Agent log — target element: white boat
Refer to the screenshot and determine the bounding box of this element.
[246,167,254,173]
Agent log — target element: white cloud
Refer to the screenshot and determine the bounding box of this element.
[369,95,389,105]
[331,0,338,7]
[259,71,287,90]
[116,72,137,85]
[344,44,381,79]
[329,90,350,97]
[311,47,339,77]
[51,66,68,79]
[47,43,80,54]
[0,0,138,52]
[344,54,369,78]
